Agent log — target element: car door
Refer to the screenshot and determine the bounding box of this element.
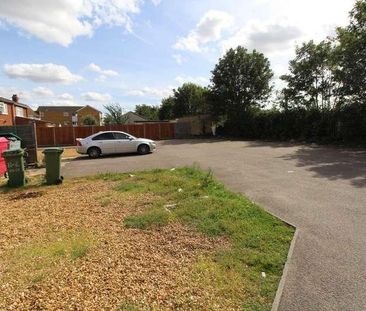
[113,132,136,153]
[91,132,116,154]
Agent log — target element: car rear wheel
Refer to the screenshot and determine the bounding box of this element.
[137,144,150,155]
[88,147,101,158]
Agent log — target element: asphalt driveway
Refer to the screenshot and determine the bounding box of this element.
[63,139,366,311]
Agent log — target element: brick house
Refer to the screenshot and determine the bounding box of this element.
[37,105,102,126]
[0,95,32,126]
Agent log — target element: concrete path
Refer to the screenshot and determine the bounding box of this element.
[63,139,366,311]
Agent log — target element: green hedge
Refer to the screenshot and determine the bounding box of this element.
[221,102,366,144]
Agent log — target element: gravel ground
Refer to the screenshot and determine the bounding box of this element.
[62,139,366,310]
[0,180,227,310]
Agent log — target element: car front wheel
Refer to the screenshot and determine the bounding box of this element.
[137,144,150,155]
[88,147,101,158]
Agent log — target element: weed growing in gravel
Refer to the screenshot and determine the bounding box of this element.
[2,231,94,287]
[97,167,294,310]
[124,208,172,229]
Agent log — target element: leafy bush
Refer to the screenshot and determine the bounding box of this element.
[220,102,366,145]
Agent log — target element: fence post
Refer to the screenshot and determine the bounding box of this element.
[53,127,56,146]
[33,123,39,163]
[72,126,76,145]
[158,123,162,140]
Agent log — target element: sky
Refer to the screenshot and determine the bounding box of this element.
[0,0,356,112]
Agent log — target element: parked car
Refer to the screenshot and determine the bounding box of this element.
[76,131,156,158]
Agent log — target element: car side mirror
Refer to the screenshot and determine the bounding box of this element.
[129,137,133,141]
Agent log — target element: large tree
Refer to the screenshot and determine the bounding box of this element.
[159,96,175,120]
[280,40,336,110]
[334,0,366,103]
[171,83,208,118]
[135,104,159,120]
[210,46,273,120]
[158,83,208,120]
[103,103,127,125]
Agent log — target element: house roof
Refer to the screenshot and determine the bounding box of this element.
[75,105,102,114]
[123,111,147,121]
[37,105,101,114]
[37,106,84,113]
[0,96,30,109]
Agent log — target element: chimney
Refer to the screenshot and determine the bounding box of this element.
[12,94,19,103]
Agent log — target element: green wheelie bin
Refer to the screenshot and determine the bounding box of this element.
[43,148,64,185]
[2,149,26,187]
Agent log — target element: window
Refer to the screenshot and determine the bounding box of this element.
[0,103,8,115]
[113,132,131,140]
[92,133,116,141]
[15,107,24,117]
[40,111,45,117]
[63,112,69,117]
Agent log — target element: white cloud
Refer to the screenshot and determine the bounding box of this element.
[58,93,74,100]
[32,87,54,97]
[4,63,82,84]
[0,86,32,101]
[221,21,302,55]
[151,0,162,5]
[172,54,186,65]
[47,100,77,107]
[81,91,112,102]
[174,10,234,52]
[87,63,119,77]
[175,75,209,86]
[126,87,172,98]
[0,0,147,46]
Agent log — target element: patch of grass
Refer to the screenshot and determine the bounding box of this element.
[124,208,172,229]
[98,167,294,310]
[2,231,94,287]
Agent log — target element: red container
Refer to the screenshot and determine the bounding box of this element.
[0,137,9,176]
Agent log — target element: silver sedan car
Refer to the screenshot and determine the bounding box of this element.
[76,131,156,158]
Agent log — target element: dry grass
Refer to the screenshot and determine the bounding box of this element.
[0,179,227,310]
[0,168,293,310]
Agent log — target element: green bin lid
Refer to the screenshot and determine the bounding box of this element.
[2,148,24,157]
[42,147,64,154]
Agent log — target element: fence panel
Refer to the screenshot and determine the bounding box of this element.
[37,127,55,146]
[109,125,128,132]
[125,124,144,137]
[54,127,74,146]
[93,126,108,133]
[74,127,93,141]
[160,123,175,139]
[144,123,160,140]
[36,123,175,147]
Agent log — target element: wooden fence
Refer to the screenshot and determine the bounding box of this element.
[36,123,175,147]
[0,124,38,164]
